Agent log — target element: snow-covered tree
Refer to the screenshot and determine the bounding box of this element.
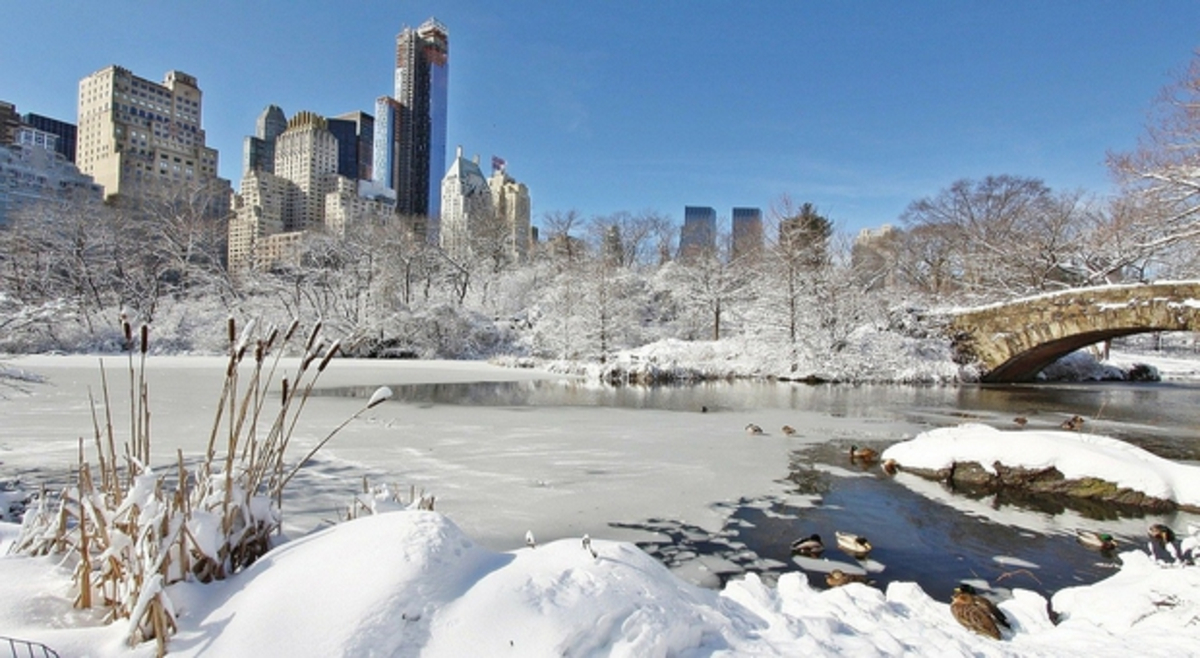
[1107,49,1200,280]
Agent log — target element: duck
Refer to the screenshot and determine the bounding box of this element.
[825,568,868,588]
[849,445,879,462]
[1148,523,1176,544]
[1059,415,1085,431]
[882,458,899,475]
[1076,529,1117,551]
[790,533,824,556]
[1013,416,1028,428]
[745,423,765,435]
[950,585,1005,640]
[782,425,797,436]
[835,531,872,557]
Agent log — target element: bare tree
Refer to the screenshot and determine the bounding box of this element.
[1107,50,1200,280]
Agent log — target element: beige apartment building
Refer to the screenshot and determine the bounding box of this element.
[76,66,229,210]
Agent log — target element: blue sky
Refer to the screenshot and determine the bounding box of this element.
[3,2,1198,234]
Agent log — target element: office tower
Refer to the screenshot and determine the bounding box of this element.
[243,105,286,174]
[76,66,229,211]
[331,111,374,182]
[678,205,717,261]
[390,18,449,230]
[488,158,532,264]
[21,113,76,163]
[731,207,763,261]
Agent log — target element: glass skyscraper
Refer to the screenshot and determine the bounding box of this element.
[390,17,449,239]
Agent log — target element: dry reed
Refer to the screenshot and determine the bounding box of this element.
[10,316,392,656]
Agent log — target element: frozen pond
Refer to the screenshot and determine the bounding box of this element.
[3,354,1199,601]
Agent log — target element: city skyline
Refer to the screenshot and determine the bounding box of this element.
[4,3,1200,233]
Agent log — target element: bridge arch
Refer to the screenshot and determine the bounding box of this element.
[947,282,1200,383]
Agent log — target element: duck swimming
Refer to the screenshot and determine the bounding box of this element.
[1076,529,1117,551]
[745,423,765,435]
[790,533,824,556]
[849,445,879,462]
[782,425,797,436]
[1060,415,1085,431]
[835,531,872,557]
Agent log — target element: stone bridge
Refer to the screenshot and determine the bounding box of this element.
[947,281,1200,383]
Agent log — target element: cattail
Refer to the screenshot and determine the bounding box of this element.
[281,377,289,405]
[226,317,236,347]
[255,340,265,364]
[367,386,393,409]
[264,325,280,352]
[283,318,300,343]
[317,340,341,372]
[140,324,149,355]
[122,317,133,351]
[304,320,323,352]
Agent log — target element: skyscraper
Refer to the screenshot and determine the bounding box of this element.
[331,110,374,182]
[731,207,763,261]
[76,66,229,211]
[242,105,286,174]
[273,111,338,232]
[388,17,449,235]
[488,162,532,264]
[679,206,717,261]
[439,146,490,263]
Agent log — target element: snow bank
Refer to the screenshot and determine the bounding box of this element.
[2,510,1199,656]
[881,424,1200,508]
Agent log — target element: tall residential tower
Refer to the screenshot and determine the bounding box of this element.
[386,17,449,236]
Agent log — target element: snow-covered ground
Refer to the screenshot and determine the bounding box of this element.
[0,507,1197,657]
[1,353,1199,656]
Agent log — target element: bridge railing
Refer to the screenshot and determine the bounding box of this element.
[0,636,59,658]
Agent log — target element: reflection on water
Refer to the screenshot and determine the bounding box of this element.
[315,377,1200,599]
[318,379,1200,458]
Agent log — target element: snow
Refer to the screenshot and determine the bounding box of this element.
[881,423,1200,508]
[2,509,1198,657]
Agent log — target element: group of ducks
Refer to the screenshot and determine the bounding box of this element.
[1011,414,1087,431]
[789,522,1192,640]
[789,530,875,587]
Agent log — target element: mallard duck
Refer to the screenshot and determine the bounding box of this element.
[1013,416,1028,428]
[790,533,824,556]
[1076,529,1117,551]
[1059,415,1085,431]
[1149,523,1176,544]
[782,425,797,436]
[825,568,868,588]
[955,584,1010,630]
[835,531,872,557]
[849,445,879,462]
[882,458,899,475]
[951,587,1004,640]
[745,423,765,435]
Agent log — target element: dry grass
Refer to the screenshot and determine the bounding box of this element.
[10,315,391,656]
